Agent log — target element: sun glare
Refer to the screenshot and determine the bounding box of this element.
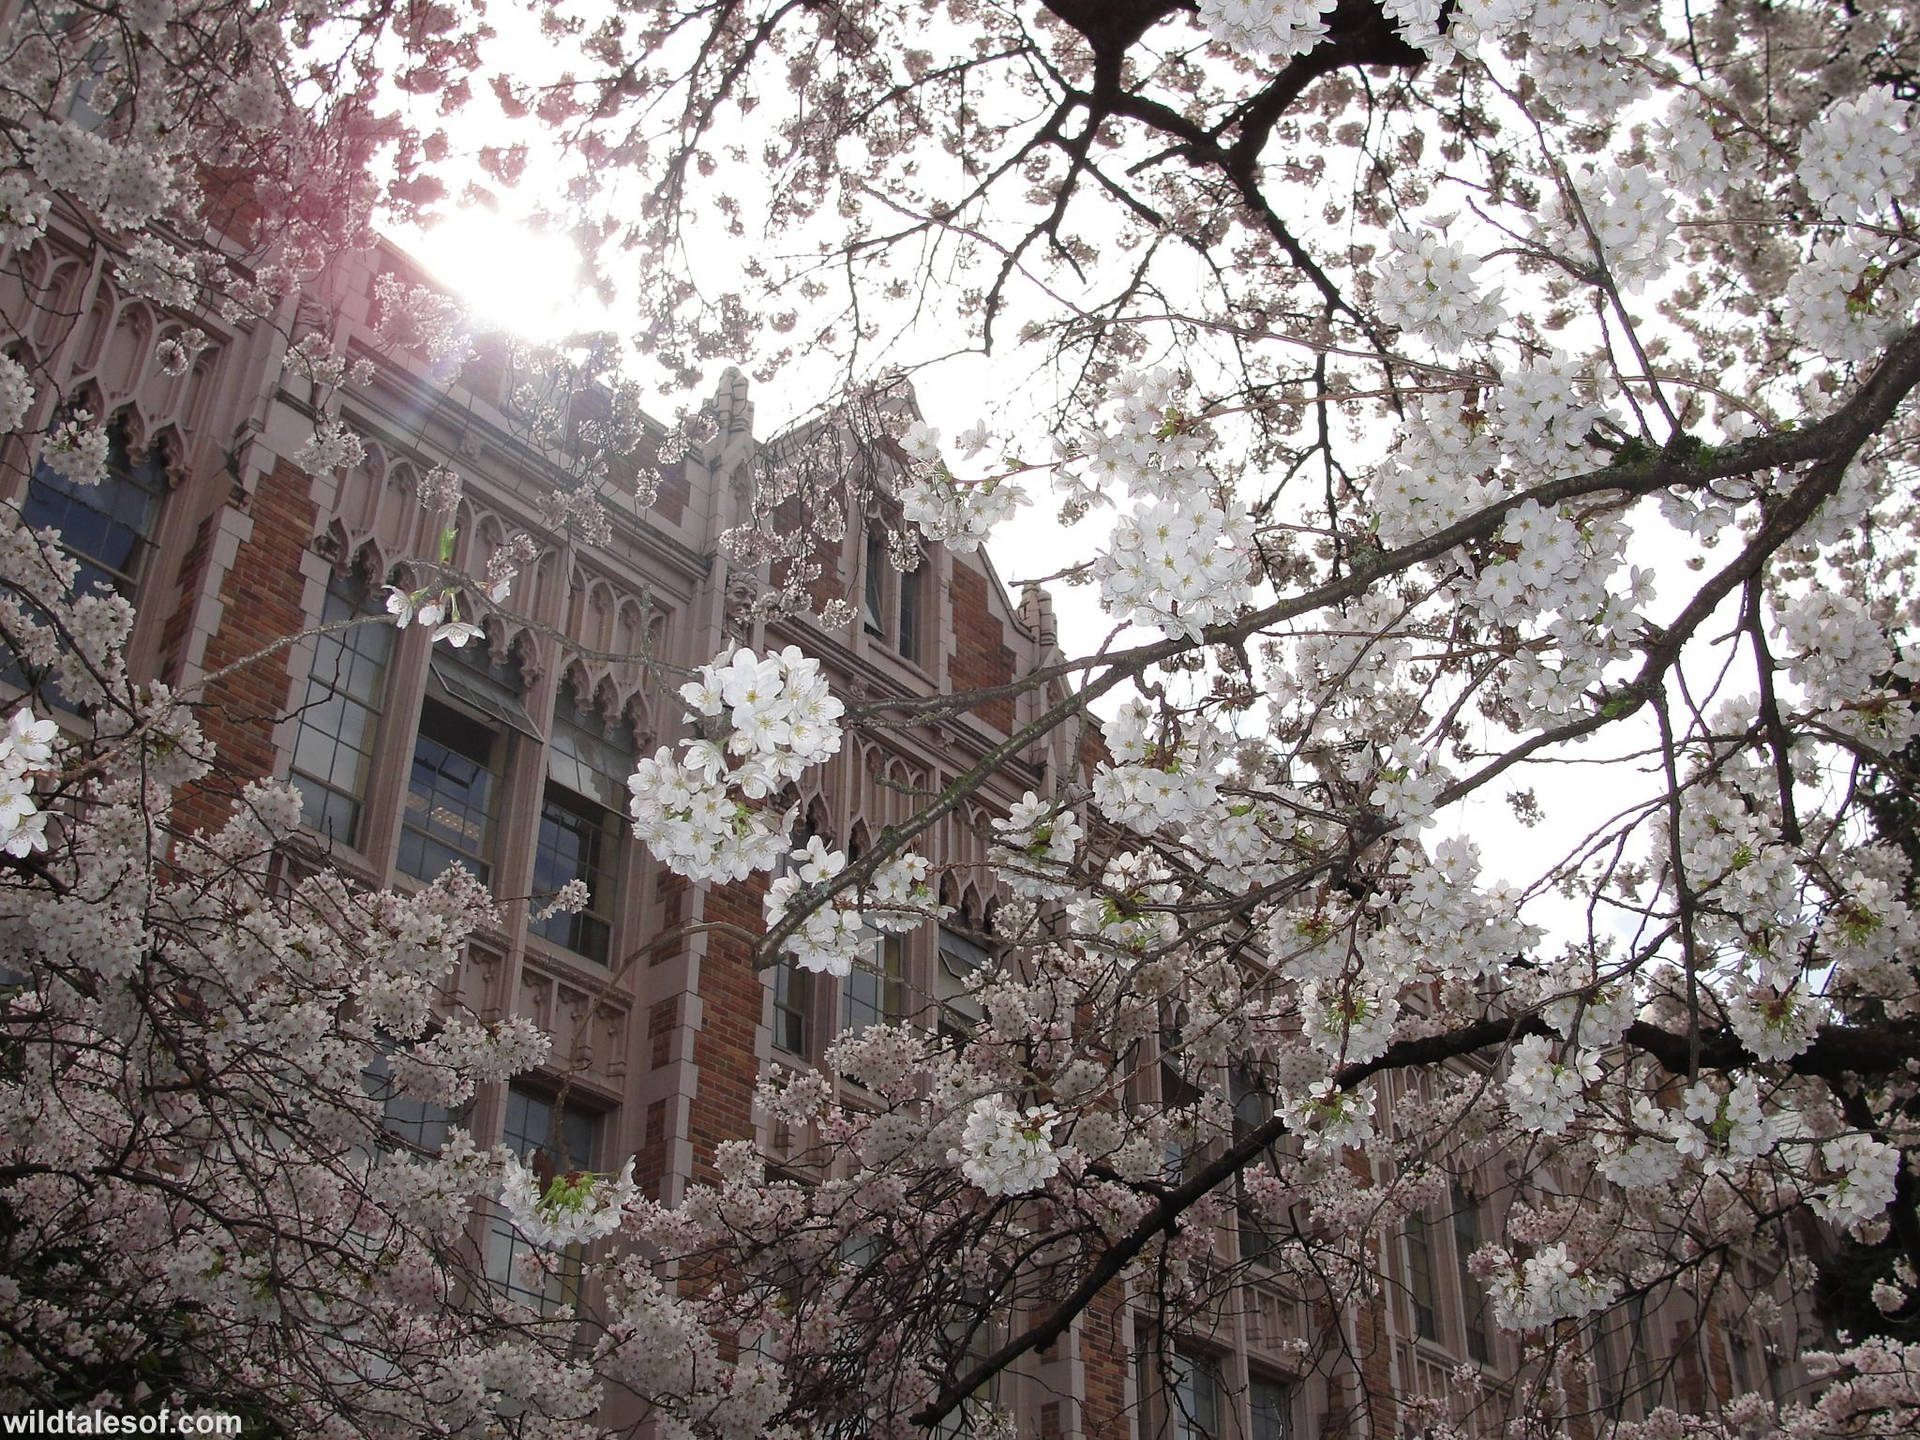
[411,210,592,343]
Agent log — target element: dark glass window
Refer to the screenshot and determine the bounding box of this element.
[1251,1376,1293,1440]
[1730,1332,1753,1395]
[1453,1186,1491,1363]
[773,958,811,1056]
[360,1048,454,1154]
[532,785,614,962]
[937,925,987,1043]
[897,560,922,663]
[1232,1069,1275,1265]
[1171,1349,1222,1440]
[1405,1209,1440,1342]
[841,929,904,1039]
[486,1082,601,1314]
[531,699,632,964]
[290,569,393,846]
[863,526,886,636]
[399,698,500,885]
[20,419,165,600]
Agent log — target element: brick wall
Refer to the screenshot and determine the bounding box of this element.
[687,875,768,1180]
[950,559,1016,734]
[1081,1289,1131,1439]
[175,460,316,835]
[159,510,215,687]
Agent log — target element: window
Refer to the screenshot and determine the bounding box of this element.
[771,816,821,1057]
[360,1048,454,1154]
[841,927,905,1038]
[1404,1209,1441,1343]
[897,558,923,664]
[932,1292,998,1440]
[1251,1376,1293,1440]
[1158,1023,1201,1182]
[20,417,166,601]
[861,521,925,662]
[290,567,393,846]
[863,526,887,638]
[772,956,812,1056]
[937,925,988,1042]
[486,1082,600,1314]
[531,697,633,964]
[398,644,529,888]
[1729,1332,1753,1396]
[1169,1349,1223,1440]
[1594,1295,1655,1420]
[1452,1186,1491,1363]
[1232,1069,1275,1265]
[400,699,501,885]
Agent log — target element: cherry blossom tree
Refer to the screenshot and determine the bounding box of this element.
[10,1,1920,1438]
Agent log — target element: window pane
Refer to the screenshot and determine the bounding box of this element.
[841,930,903,1038]
[360,1050,453,1154]
[1453,1186,1491,1363]
[1251,1377,1292,1440]
[938,926,987,1036]
[898,562,922,662]
[864,527,886,635]
[547,699,635,809]
[1172,1350,1221,1440]
[532,781,614,963]
[488,1083,601,1314]
[773,957,811,1055]
[1405,1211,1439,1342]
[19,422,164,598]
[399,698,499,884]
[290,571,393,845]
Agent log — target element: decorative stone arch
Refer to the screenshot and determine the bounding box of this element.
[950,878,992,928]
[142,422,191,490]
[613,683,655,752]
[573,574,619,656]
[328,439,409,563]
[341,536,389,591]
[613,594,663,664]
[67,273,119,379]
[15,245,89,357]
[60,376,107,422]
[776,785,834,850]
[93,294,156,407]
[469,508,510,578]
[847,818,875,862]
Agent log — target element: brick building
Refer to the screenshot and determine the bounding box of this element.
[0,230,1832,1439]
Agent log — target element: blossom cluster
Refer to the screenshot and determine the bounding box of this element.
[1798,89,1917,220]
[1375,226,1505,348]
[385,584,486,649]
[1196,0,1333,58]
[989,790,1083,899]
[1096,492,1251,641]
[0,708,60,857]
[1504,1035,1599,1135]
[950,1095,1064,1196]
[500,1154,641,1250]
[1483,1243,1620,1331]
[899,453,1027,554]
[1090,699,1225,835]
[627,647,843,886]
